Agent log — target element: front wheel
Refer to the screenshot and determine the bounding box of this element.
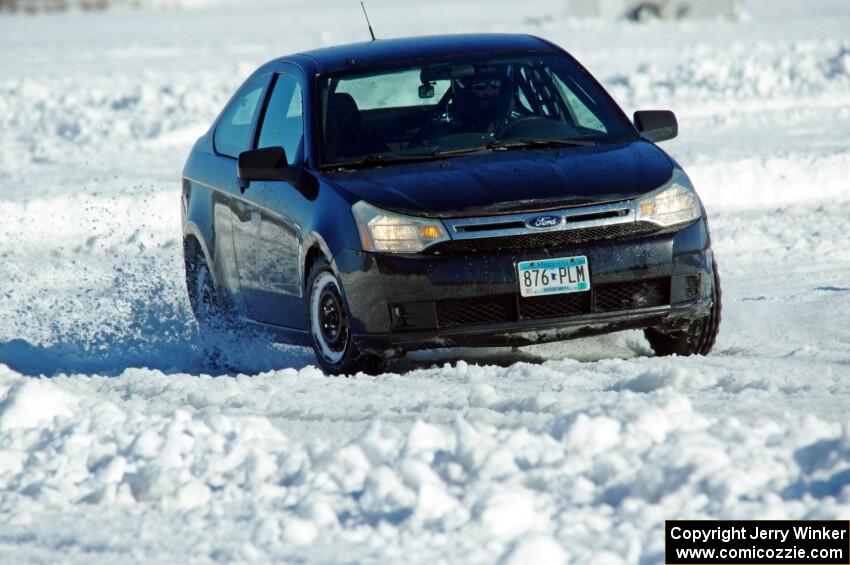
[645,263,722,357]
[307,257,385,375]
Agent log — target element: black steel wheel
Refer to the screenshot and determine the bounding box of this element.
[307,257,385,375]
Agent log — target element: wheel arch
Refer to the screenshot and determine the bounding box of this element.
[300,231,365,337]
[183,221,212,265]
[300,231,336,293]
[182,222,218,291]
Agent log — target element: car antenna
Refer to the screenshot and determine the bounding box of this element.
[360,2,376,41]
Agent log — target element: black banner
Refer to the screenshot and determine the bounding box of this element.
[665,520,850,564]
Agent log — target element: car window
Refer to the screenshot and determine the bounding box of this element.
[336,69,451,110]
[318,53,636,167]
[257,73,304,165]
[214,75,267,158]
[552,74,607,133]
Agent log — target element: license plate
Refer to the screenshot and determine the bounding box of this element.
[517,256,590,297]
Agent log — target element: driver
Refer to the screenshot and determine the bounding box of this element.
[446,66,521,134]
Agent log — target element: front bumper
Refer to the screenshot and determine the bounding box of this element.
[334,218,715,355]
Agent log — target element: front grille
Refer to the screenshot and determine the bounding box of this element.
[594,278,670,312]
[519,292,591,320]
[436,294,515,328]
[427,222,660,255]
[433,277,671,329]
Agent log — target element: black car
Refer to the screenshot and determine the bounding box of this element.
[181,34,721,374]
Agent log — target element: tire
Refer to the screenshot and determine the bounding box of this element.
[645,262,722,357]
[306,257,385,375]
[185,252,234,366]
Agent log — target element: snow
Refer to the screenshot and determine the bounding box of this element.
[0,377,78,431]
[1,0,850,563]
[500,535,569,565]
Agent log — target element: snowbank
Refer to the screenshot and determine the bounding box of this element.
[1,365,850,562]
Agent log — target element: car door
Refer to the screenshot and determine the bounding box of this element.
[209,72,271,313]
[232,70,308,329]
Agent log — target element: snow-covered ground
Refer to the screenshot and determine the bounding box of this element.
[1,1,850,563]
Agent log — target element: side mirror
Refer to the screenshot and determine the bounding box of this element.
[238,146,289,181]
[634,110,678,143]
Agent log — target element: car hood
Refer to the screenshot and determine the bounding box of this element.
[323,140,675,217]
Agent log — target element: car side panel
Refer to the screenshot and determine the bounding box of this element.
[229,61,362,332]
[184,70,274,319]
[232,67,308,328]
[240,174,361,331]
[232,180,305,327]
[182,139,243,308]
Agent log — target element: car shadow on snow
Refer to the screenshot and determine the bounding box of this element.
[386,331,648,373]
[387,347,551,372]
[0,335,314,378]
[192,330,648,376]
[0,337,204,377]
[0,331,647,378]
[200,329,648,376]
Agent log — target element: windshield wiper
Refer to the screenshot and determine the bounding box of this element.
[430,145,493,158]
[486,138,598,150]
[327,138,598,170]
[329,153,438,170]
[335,147,491,168]
[431,139,597,157]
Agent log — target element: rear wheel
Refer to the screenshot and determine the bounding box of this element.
[645,263,722,357]
[307,257,385,375]
[186,251,234,365]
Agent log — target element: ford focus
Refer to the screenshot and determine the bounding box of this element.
[181,34,721,374]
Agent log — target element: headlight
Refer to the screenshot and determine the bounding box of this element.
[351,201,449,253]
[635,169,702,227]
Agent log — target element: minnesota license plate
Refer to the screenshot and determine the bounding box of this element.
[517,256,591,298]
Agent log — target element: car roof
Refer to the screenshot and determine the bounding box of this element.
[281,33,560,74]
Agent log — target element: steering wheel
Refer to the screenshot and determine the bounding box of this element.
[410,111,452,149]
[412,122,438,148]
[409,89,459,148]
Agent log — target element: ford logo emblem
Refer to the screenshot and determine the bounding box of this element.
[525,215,563,230]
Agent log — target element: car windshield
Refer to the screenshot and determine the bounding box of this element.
[318,52,638,168]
